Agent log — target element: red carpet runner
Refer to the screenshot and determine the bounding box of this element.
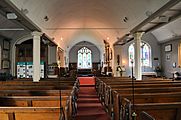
[78,77,95,85]
[76,77,111,120]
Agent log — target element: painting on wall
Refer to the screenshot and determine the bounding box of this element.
[165,44,172,52]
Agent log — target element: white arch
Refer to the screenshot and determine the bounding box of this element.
[11,34,33,76]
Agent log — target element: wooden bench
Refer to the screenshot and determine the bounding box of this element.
[111,91,181,120]
[98,80,181,105]
[0,90,72,96]
[0,107,62,120]
[0,78,79,120]
[0,95,72,120]
[121,98,181,120]
[97,77,181,120]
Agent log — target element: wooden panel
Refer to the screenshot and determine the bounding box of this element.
[141,109,176,120]
[32,100,67,107]
[0,113,9,120]
[16,112,60,120]
[32,101,60,107]
[8,113,15,120]
[15,101,28,107]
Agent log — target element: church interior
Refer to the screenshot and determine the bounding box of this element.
[0,0,181,120]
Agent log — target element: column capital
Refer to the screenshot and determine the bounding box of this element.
[31,31,43,37]
[134,32,145,40]
[134,32,145,37]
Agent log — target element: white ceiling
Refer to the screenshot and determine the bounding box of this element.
[7,0,179,49]
[152,16,181,43]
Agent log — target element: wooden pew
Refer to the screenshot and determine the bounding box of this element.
[0,78,79,120]
[121,98,181,120]
[111,91,181,120]
[0,90,72,96]
[105,86,181,111]
[98,81,181,106]
[0,96,69,107]
[97,77,181,120]
[95,77,174,98]
[0,95,72,120]
[0,107,62,120]
[0,85,74,90]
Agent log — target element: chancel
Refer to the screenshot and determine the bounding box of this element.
[0,0,181,120]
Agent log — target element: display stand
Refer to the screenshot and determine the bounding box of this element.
[17,62,26,78]
[17,61,44,79]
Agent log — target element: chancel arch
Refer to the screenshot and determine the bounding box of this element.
[69,41,101,71]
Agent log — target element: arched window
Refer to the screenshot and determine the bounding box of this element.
[128,42,151,67]
[128,44,134,66]
[78,47,92,69]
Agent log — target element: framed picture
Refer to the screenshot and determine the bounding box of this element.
[2,60,10,69]
[165,44,172,52]
[2,50,9,59]
[3,40,10,50]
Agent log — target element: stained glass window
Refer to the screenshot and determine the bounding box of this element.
[128,42,151,67]
[128,44,134,66]
[78,47,92,69]
[141,42,150,66]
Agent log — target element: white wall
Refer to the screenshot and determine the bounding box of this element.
[161,39,181,78]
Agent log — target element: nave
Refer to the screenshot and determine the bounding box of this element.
[0,0,181,120]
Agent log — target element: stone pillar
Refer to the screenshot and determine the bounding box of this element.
[32,31,42,82]
[134,32,144,80]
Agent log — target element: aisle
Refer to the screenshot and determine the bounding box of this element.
[75,77,111,120]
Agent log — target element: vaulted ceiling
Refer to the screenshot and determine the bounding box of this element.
[1,0,181,49]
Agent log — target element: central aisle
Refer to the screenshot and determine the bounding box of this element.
[75,77,111,120]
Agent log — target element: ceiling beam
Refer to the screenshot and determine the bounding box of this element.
[130,0,181,33]
[2,0,41,32]
[146,11,181,32]
[114,0,181,46]
[168,9,181,12]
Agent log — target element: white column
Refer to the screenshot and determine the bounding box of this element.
[134,32,144,80]
[32,31,42,82]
